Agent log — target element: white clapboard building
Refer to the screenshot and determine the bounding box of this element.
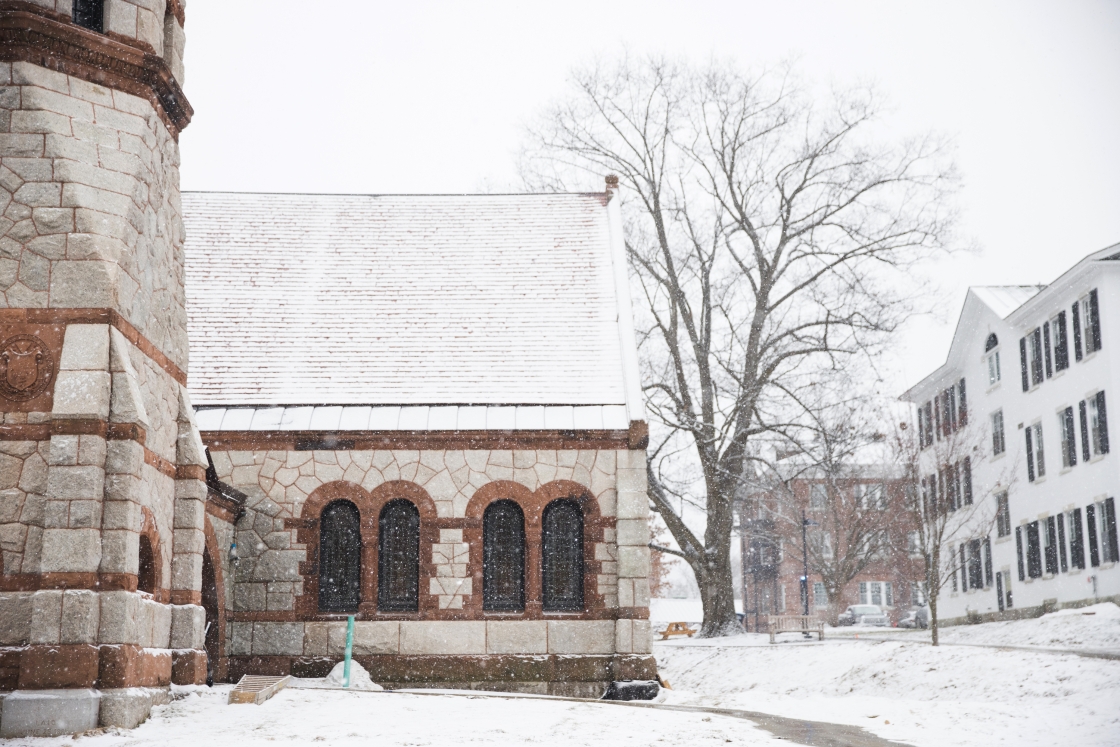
[902,245,1119,624]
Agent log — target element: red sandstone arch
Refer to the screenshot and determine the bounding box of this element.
[296,481,438,616]
[138,506,167,603]
[201,515,228,681]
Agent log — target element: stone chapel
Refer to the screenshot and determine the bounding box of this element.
[0,1,654,737]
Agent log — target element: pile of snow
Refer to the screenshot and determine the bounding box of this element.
[323,660,382,690]
[936,602,1120,650]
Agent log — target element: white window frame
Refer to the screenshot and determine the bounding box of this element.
[1027,328,1044,387]
[1081,294,1101,356]
[987,349,1001,386]
[812,581,828,608]
[991,409,1005,456]
[1088,393,1106,458]
[1059,407,1075,469]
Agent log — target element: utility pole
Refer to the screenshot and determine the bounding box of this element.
[801,510,810,616]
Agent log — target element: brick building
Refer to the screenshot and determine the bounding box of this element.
[738,465,925,629]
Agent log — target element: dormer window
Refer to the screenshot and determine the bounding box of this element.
[73,0,104,33]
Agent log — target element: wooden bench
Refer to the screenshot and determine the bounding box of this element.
[659,621,697,640]
[767,615,824,644]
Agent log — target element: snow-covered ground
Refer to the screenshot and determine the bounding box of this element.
[6,604,1117,746]
[656,603,1120,747]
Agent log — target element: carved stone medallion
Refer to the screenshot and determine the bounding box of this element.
[0,334,55,401]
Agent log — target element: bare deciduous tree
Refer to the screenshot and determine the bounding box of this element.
[522,56,957,635]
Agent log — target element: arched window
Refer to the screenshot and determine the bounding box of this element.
[137,534,156,594]
[378,499,420,611]
[542,499,584,611]
[483,500,525,611]
[319,499,361,612]
[985,333,999,352]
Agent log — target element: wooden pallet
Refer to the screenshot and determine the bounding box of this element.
[228,675,292,705]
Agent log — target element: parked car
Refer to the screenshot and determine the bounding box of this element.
[898,606,930,629]
[837,604,889,627]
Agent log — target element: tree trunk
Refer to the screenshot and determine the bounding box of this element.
[692,553,740,637]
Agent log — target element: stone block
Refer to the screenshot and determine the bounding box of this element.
[0,591,31,644]
[486,620,547,654]
[46,464,103,500]
[547,620,615,654]
[149,598,172,648]
[616,490,649,520]
[98,590,140,644]
[101,499,140,531]
[48,259,117,308]
[617,546,650,579]
[615,518,648,547]
[47,435,79,466]
[98,687,152,729]
[616,468,646,493]
[343,621,399,655]
[59,324,110,371]
[229,622,251,655]
[0,688,100,737]
[439,528,462,543]
[303,622,328,655]
[40,528,100,572]
[105,439,143,476]
[51,370,111,419]
[632,620,652,654]
[171,649,207,685]
[11,62,68,93]
[233,582,266,612]
[0,133,44,157]
[614,620,633,653]
[252,622,304,655]
[173,497,205,530]
[170,553,201,594]
[399,621,485,655]
[99,529,138,574]
[59,589,99,644]
[249,550,302,582]
[428,576,471,596]
[169,604,205,649]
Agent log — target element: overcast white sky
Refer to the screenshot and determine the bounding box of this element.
[179,1,1120,393]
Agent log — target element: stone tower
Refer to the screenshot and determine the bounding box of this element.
[0,0,206,736]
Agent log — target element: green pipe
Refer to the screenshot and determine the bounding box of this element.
[343,615,354,688]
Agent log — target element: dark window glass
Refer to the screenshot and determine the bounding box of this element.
[542,499,584,611]
[1030,328,1044,386]
[73,0,104,32]
[985,333,999,352]
[983,537,993,587]
[1096,391,1110,455]
[1069,508,1085,570]
[1044,516,1059,575]
[1088,289,1102,353]
[1026,521,1042,579]
[138,534,156,594]
[958,378,968,426]
[483,500,525,611]
[996,571,1005,611]
[319,500,361,612]
[996,492,1011,537]
[378,499,419,612]
[1025,427,1035,482]
[967,539,983,589]
[1019,337,1030,391]
[1054,311,1069,371]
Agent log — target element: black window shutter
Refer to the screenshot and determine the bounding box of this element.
[1015,526,1025,581]
[1055,311,1069,370]
[1105,498,1119,563]
[1057,512,1068,572]
[1043,322,1052,378]
[917,406,926,448]
[963,457,972,505]
[1089,289,1102,352]
[1064,407,1077,467]
[1025,427,1035,482]
[1019,337,1030,391]
[958,378,967,426]
[1087,504,1100,567]
[983,537,992,586]
[1096,391,1109,454]
[996,572,1005,611]
[934,395,942,438]
[1080,400,1091,462]
[1031,328,1044,385]
[1072,301,1083,361]
[960,543,968,590]
[1026,522,1042,578]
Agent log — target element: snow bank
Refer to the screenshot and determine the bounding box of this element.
[323,660,382,690]
[936,602,1120,650]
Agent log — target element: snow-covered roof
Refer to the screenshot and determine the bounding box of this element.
[183,192,643,417]
[970,285,1045,319]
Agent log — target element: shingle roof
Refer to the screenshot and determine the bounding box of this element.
[183,192,639,411]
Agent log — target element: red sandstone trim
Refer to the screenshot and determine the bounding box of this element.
[204,429,635,452]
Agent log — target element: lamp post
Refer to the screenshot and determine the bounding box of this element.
[800,511,818,620]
